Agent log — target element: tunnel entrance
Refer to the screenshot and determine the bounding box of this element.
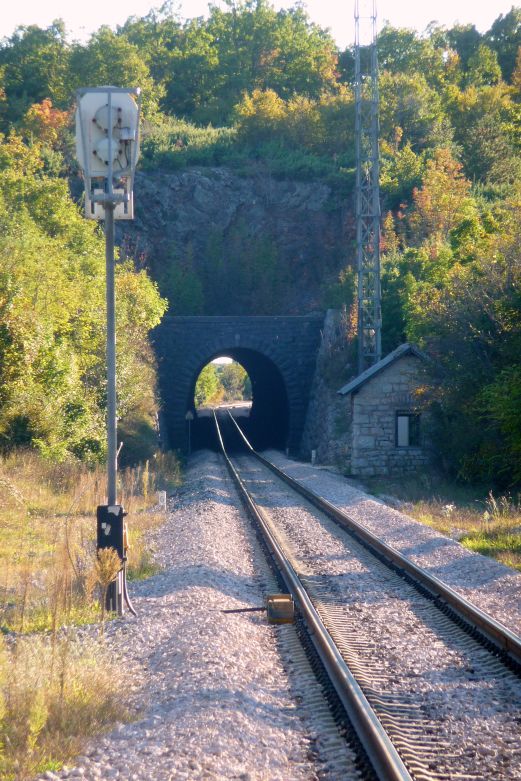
[189,348,289,452]
[153,314,324,455]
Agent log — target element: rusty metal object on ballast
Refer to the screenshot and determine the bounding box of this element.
[267,594,294,624]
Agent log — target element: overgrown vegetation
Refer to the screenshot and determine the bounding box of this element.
[0,3,520,477]
[0,449,180,777]
[0,633,134,780]
[0,450,179,635]
[140,89,355,182]
[364,475,521,571]
[0,133,167,464]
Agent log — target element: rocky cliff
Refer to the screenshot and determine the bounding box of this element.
[118,166,354,314]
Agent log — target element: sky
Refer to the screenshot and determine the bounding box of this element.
[0,0,517,48]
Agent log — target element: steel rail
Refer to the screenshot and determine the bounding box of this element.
[213,411,413,781]
[226,410,521,665]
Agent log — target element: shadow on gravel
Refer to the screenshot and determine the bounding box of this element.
[147,686,302,724]
[301,572,394,607]
[131,563,264,603]
[399,536,458,558]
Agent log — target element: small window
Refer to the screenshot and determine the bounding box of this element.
[396,413,421,447]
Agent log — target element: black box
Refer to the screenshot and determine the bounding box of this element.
[96,505,125,558]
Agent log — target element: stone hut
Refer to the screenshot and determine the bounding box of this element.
[338,343,430,477]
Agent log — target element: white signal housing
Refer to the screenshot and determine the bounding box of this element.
[75,87,141,220]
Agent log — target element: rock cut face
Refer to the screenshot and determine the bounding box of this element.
[118,167,351,315]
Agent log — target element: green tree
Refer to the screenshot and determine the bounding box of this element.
[407,148,474,244]
[466,44,502,87]
[464,113,521,183]
[383,174,521,484]
[234,86,354,158]
[194,363,222,407]
[161,17,221,120]
[0,133,166,461]
[404,246,521,483]
[380,138,425,208]
[322,266,356,311]
[446,24,482,72]
[117,2,183,88]
[69,28,162,117]
[379,71,450,152]
[486,7,521,82]
[218,362,249,400]
[446,82,520,182]
[159,0,338,123]
[0,22,70,129]
[482,366,521,483]
[234,88,286,144]
[377,25,446,88]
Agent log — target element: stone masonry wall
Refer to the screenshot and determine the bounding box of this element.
[301,310,354,467]
[154,314,324,454]
[350,355,430,477]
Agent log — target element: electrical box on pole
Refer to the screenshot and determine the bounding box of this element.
[97,505,126,560]
[354,0,382,374]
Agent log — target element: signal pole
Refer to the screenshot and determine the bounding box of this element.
[76,87,141,617]
[105,201,117,506]
[354,0,382,374]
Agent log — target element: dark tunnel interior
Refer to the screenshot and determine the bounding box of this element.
[188,348,289,452]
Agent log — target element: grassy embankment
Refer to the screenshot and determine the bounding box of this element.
[140,115,355,187]
[0,449,181,780]
[362,474,521,572]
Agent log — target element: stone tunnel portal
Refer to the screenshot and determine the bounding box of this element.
[153,315,324,455]
[190,349,289,452]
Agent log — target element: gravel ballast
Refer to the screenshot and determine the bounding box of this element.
[37,447,521,781]
[39,451,359,781]
[265,450,521,634]
[237,454,521,780]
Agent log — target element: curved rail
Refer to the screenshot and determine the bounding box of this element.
[226,410,521,665]
[213,410,414,781]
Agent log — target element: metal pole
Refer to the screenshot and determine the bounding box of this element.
[76,87,141,621]
[105,202,117,506]
[104,201,123,616]
[355,0,382,374]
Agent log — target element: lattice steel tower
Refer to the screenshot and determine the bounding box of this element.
[354,0,381,373]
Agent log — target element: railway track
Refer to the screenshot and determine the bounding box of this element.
[214,409,521,781]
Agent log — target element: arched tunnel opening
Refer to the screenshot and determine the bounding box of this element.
[188,348,289,453]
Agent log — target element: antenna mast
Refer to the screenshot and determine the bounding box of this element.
[354,0,381,373]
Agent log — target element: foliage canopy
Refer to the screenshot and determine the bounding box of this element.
[0,134,166,461]
[1,2,521,481]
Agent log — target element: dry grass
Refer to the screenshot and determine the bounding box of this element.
[0,450,180,634]
[0,447,181,778]
[0,633,134,780]
[362,473,521,572]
